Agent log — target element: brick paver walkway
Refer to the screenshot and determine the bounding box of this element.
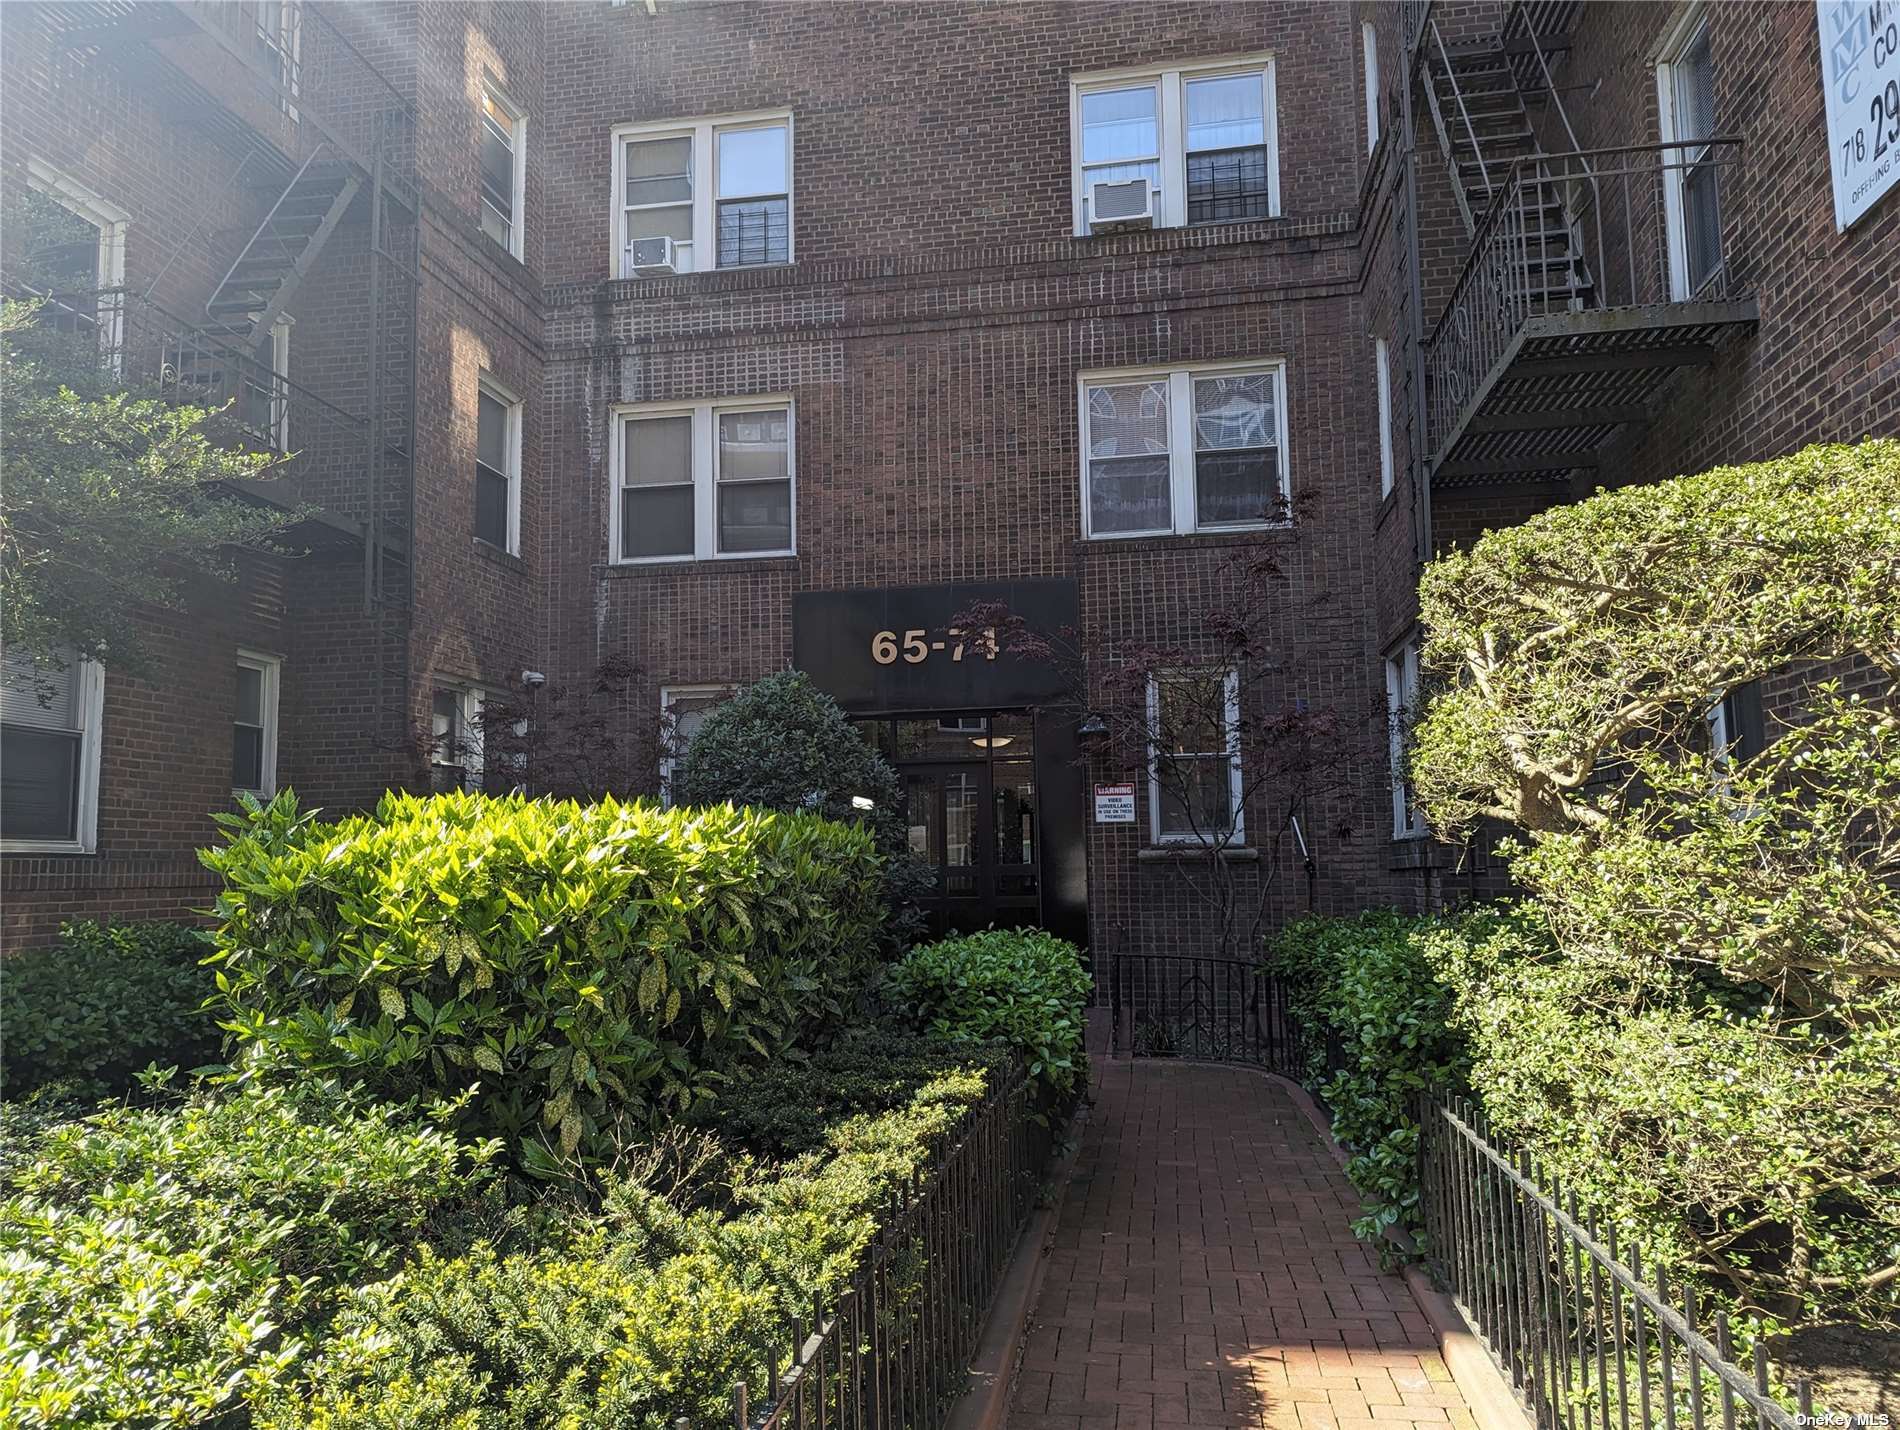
[1007,1060,1477,1430]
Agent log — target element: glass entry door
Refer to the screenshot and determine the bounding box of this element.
[874,714,1041,934]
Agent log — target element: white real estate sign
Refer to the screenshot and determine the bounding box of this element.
[1818,0,1900,230]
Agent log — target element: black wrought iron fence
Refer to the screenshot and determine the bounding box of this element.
[1109,954,1343,1092]
[728,1057,1057,1430]
[1420,1098,1811,1430]
[1105,960,1814,1427]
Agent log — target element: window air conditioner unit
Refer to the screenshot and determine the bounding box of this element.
[1090,178,1154,231]
[626,236,678,275]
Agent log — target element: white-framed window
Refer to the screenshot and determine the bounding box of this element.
[1146,669,1243,845]
[1,647,105,854]
[1079,361,1290,539]
[480,81,525,258]
[1070,57,1279,235]
[430,684,494,792]
[475,375,522,554]
[238,315,292,451]
[613,112,793,276]
[17,160,128,362]
[1385,636,1424,839]
[1706,682,1764,768]
[611,397,795,562]
[1363,22,1382,154]
[240,0,303,114]
[659,683,736,803]
[1375,337,1395,498]
[233,650,281,797]
[1655,5,1722,299]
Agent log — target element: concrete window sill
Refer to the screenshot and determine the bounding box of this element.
[472,539,527,575]
[1137,845,1259,863]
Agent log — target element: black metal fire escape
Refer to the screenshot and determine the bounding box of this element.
[34,0,420,756]
[1411,0,1758,490]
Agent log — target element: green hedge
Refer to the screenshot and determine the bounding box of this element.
[1264,910,1469,1243]
[0,1032,1018,1429]
[253,1057,1002,1430]
[704,1028,1015,1159]
[0,921,221,1102]
[0,1080,501,1428]
[887,928,1091,1093]
[200,790,887,1169]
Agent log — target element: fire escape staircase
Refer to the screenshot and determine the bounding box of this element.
[1415,3,1758,490]
[205,149,362,348]
[37,0,421,754]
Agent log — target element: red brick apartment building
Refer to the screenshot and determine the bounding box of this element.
[1,0,1895,954]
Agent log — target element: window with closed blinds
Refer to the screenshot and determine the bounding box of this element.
[1,650,96,846]
[613,399,796,562]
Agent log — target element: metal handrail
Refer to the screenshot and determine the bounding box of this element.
[1505,4,1589,156]
[1419,45,1476,234]
[207,139,334,325]
[1422,1099,1810,1430]
[1422,138,1746,458]
[731,1056,1057,1430]
[1430,19,1494,204]
[1504,0,1602,264]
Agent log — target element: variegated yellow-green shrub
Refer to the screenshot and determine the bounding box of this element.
[200,791,886,1171]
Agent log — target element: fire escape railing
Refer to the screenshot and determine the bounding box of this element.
[6,283,383,534]
[1401,0,1433,60]
[1423,139,1748,461]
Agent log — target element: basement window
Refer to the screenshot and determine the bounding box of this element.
[615,113,793,276]
[1070,59,1279,234]
[430,685,488,792]
[1080,361,1290,538]
[0,647,105,854]
[613,398,794,562]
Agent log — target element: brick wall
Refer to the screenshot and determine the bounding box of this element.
[6,0,1896,952]
[537,0,1424,957]
[0,1,548,948]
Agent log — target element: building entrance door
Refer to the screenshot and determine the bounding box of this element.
[862,714,1041,935]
